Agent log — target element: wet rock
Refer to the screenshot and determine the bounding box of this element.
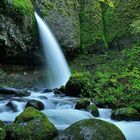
[0,121,6,140]
[11,98,29,102]
[38,96,48,100]
[25,99,45,111]
[75,99,90,110]
[6,107,57,140]
[54,88,65,96]
[0,87,17,95]
[88,104,99,117]
[111,107,140,121]
[43,89,53,93]
[0,87,30,97]
[60,72,94,97]
[0,96,4,101]
[6,101,18,112]
[55,118,126,140]
[15,90,30,97]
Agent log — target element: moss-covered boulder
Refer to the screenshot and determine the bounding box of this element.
[88,104,99,117]
[0,121,6,140]
[0,88,30,97]
[55,118,126,140]
[0,0,37,64]
[75,98,90,109]
[111,107,140,121]
[6,107,57,140]
[34,0,80,57]
[25,99,45,111]
[60,72,94,97]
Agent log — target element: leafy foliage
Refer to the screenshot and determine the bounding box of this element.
[71,44,140,108]
[12,0,33,15]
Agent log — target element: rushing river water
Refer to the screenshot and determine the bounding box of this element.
[0,91,140,140]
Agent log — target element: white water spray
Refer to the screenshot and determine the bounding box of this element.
[35,12,71,89]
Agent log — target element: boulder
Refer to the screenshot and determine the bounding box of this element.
[16,90,30,97]
[0,87,30,97]
[0,87,17,95]
[88,104,99,117]
[111,107,140,121]
[6,107,57,140]
[75,99,90,109]
[25,99,45,111]
[60,72,94,97]
[55,118,126,140]
[0,96,4,101]
[6,101,18,112]
[0,121,6,140]
[43,89,53,93]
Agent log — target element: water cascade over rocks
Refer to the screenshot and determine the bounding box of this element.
[0,91,140,140]
[35,12,71,89]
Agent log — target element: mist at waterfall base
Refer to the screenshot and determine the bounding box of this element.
[35,12,71,89]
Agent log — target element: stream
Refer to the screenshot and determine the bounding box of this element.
[0,91,140,140]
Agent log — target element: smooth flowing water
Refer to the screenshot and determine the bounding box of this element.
[35,12,71,89]
[0,91,140,140]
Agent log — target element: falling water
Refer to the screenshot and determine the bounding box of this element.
[35,12,71,89]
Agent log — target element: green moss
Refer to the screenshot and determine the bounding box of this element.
[79,0,107,51]
[102,0,140,45]
[6,107,57,140]
[1,0,34,16]
[75,98,90,109]
[14,107,46,123]
[111,107,140,121]
[78,0,140,51]
[131,103,140,113]
[131,18,140,34]
[61,72,94,97]
[88,104,99,117]
[7,118,57,140]
[55,119,126,140]
[12,0,34,15]
[0,121,6,140]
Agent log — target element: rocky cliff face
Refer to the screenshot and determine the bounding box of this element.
[34,0,80,58]
[0,0,139,64]
[0,0,37,64]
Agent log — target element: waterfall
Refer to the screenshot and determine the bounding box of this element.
[35,12,71,89]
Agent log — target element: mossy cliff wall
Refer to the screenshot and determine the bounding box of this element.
[101,0,140,48]
[0,0,140,64]
[78,0,107,52]
[38,0,140,52]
